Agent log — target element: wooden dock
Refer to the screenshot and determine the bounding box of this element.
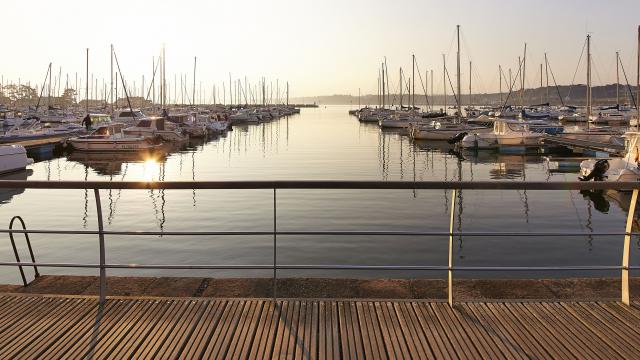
[0,294,639,359]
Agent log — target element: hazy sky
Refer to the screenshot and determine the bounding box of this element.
[1,0,639,98]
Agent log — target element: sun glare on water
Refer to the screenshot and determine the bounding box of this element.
[141,158,161,182]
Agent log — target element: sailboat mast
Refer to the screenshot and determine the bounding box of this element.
[469,61,472,107]
[499,65,502,104]
[358,88,361,108]
[381,63,386,109]
[193,56,196,106]
[430,69,433,111]
[616,51,620,105]
[162,46,166,109]
[545,53,549,104]
[521,43,527,107]
[587,34,591,121]
[48,62,52,109]
[412,54,415,109]
[286,82,289,106]
[399,67,403,109]
[456,25,461,118]
[443,54,447,113]
[110,45,113,114]
[540,63,543,104]
[377,71,380,108]
[637,25,639,130]
[85,48,88,114]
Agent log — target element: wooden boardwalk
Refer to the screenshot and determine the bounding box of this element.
[0,294,639,359]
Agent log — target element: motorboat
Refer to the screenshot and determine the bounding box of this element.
[0,118,84,143]
[168,113,207,138]
[68,123,162,152]
[410,120,491,141]
[379,112,420,129]
[123,117,188,142]
[0,145,33,174]
[558,126,625,145]
[579,132,640,183]
[460,119,544,149]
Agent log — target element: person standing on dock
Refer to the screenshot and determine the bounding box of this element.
[81,114,92,131]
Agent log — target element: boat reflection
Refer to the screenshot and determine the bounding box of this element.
[67,151,168,176]
[0,169,33,204]
[461,151,542,180]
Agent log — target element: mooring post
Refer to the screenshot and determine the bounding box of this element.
[622,188,638,305]
[94,189,107,305]
[448,189,456,307]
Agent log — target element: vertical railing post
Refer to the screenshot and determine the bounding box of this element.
[448,189,456,307]
[622,188,638,305]
[273,188,277,302]
[94,189,107,305]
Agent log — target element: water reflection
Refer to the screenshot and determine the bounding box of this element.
[0,170,33,204]
[67,152,166,176]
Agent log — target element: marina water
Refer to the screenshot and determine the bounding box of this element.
[0,105,637,283]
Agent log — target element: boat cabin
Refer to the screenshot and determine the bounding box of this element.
[85,123,126,138]
[493,119,530,134]
[114,110,144,121]
[133,117,166,130]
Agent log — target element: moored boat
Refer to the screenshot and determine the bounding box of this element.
[68,123,162,152]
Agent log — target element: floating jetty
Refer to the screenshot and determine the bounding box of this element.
[542,136,625,157]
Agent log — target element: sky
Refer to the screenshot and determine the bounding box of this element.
[1,0,639,98]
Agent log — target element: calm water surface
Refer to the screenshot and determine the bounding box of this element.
[0,105,637,283]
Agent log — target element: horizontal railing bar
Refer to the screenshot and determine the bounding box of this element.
[0,262,627,271]
[0,229,633,237]
[0,180,637,191]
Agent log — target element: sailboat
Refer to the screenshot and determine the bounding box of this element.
[409,26,491,141]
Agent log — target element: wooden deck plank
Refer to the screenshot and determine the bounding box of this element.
[459,303,527,359]
[558,302,638,359]
[179,300,227,359]
[0,295,639,359]
[529,302,613,360]
[504,302,576,359]
[131,299,194,359]
[471,302,545,359]
[203,300,251,359]
[0,297,76,356]
[36,300,119,360]
[446,304,504,360]
[111,299,175,359]
[15,299,95,360]
[412,302,457,358]
[58,299,137,359]
[272,300,293,359]
[434,302,488,359]
[249,301,279,360]
[236,301,266,359]
[163,300,209,358]
[563,303,638,358]
[0,298,90,359]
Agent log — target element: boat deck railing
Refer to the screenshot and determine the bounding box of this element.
[0,180,638,306]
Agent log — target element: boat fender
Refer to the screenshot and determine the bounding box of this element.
[447,132,468,144]
[579,159,609,181]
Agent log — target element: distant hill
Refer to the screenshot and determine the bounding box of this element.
[292,84,639,107]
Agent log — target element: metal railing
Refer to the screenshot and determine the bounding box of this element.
[1,180,638,306]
